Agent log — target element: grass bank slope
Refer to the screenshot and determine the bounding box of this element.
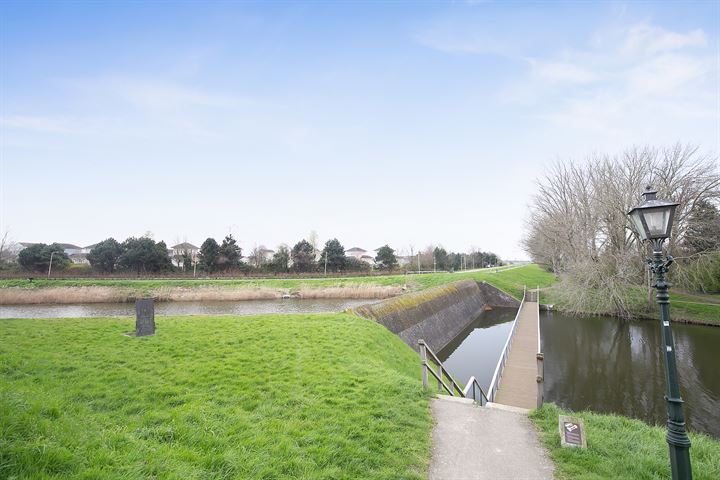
[0,314,431,479]
[530,404,720,480]
[544,285,720,326]
[0,264,555,303]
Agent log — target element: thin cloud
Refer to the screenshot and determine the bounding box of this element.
[621,24,707,55]
[0,115,88,134]
[63,76,246,111]
[529,60,600,84]
[515,22,716,142]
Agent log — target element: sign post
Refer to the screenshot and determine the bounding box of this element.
[559,415,587,449]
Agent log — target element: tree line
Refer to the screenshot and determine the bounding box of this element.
[10,233,502,276]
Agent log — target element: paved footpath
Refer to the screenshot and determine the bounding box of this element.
[429,396,554,480]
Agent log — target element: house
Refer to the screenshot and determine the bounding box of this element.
[81,244,97,254]
[345,247,368,259]
[55,243,83,256]
[171,242,200,267]
[345,247,375,265]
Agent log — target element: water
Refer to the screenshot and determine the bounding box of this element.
[436,308,518,395]
[0,298,373,318]
[542,311,720,438]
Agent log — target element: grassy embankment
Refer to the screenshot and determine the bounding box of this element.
[0,264,555,304]
[4,262,715,323]
[542,284,720,326]
[0,314,431,479]
[530,404,720,480]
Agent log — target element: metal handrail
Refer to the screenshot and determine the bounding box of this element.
[462,376,489,406]
[419,340,490,405]
[487,285,526,402]
[419,339,465,397]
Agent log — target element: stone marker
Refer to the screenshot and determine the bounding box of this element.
[135,298,155,336]
[559,415,587,448]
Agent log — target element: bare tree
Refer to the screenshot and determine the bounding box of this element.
[0,229,19,266]
[524,144,719,317]
[247,244,268,269]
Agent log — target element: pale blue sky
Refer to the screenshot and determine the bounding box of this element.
[1,1,718,260]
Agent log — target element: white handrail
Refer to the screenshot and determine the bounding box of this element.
[487,285,526,402]
[536,285,541,353]
[462,376,489,405]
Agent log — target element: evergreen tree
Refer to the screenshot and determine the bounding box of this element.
[117,237,172,274]
[271,244,290,273]
[199,238,220,273]
[18,243,70,272]
[319,238,346,272]
[87,238,122,273]
[374,245,398,270]
[291,239,316,272]
[218,234,242,270]
[433,247,450,270]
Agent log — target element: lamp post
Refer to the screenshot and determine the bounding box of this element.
[47,251,57,279]
[627,186,691,480]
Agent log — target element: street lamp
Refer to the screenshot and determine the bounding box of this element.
[47,251,57,279]
[627,186,691,480]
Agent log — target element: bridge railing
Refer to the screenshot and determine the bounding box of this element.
[536,285,544,408]
[487,285,526,403]
[419,339,489,406]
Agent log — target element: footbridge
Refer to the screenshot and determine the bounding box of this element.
[409,285,549,479]
[418,286,544,410]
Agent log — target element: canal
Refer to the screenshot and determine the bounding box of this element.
[0,298,372,318]
[439,308,720,438]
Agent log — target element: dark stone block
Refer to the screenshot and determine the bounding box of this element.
[135,298,155,336]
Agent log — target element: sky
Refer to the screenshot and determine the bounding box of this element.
[1,1,718,260]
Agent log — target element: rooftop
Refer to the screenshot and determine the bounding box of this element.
[172,242,199,250]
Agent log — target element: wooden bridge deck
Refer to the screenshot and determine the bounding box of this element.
[494,301,539,409]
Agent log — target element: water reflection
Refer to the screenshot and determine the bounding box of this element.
[0,298,374,319]
[542,311,720,438]
[437,308,517,393]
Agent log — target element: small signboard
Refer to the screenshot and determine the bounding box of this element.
[559,415,587,448]
[135,298,156,337]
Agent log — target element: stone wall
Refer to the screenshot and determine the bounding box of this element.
[354,280,520,353]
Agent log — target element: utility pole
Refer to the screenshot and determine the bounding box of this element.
[324,251,328,276]
[417,252,420,272]
[47,251,56,279]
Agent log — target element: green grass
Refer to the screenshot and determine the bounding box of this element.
[671,292,720,325]
[530,404,720,480]
[0,264,556,301]
[0,314,432,479]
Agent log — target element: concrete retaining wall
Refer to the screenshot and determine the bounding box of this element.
[354,280,520,353]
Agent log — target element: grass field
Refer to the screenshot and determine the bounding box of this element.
[0,314,432,479]
[530,404,720,480]
[0,264,556,303]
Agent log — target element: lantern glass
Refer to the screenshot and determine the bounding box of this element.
[629,210,648,241]
[643,207,671,238]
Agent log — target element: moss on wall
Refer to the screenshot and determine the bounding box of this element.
[354,280,520,352]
